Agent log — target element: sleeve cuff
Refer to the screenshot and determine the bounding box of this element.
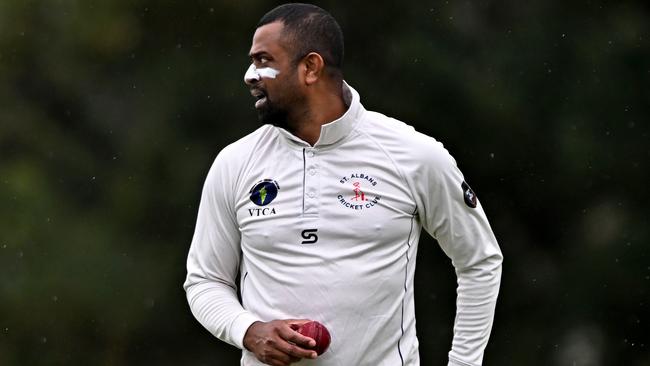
[448,356,477,366]
[229,312,261,349]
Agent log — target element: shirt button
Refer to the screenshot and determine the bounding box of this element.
[308,151,315,158]
[309,169,316,176]
[308,191,316,198]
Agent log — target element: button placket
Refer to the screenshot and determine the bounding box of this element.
[303,149,319,215]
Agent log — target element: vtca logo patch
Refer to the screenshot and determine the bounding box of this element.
[249,179,280,206]
[461,181,477,208]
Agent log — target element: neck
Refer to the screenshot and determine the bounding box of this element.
[287,85,347,146]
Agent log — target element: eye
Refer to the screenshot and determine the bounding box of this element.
[259,56,269,64]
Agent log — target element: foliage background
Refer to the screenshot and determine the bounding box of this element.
[1,0,648,365]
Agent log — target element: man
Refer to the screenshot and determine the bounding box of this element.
[184,3,502,366]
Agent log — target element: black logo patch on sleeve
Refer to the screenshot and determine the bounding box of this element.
[461,181,477,208]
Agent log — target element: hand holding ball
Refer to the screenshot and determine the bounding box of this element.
[297,321,331,355]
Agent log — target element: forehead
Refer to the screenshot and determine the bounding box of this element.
[249,21,289,56]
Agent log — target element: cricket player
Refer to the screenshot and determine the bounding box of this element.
[184,3,503,366]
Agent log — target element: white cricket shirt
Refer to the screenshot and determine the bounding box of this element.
[184,83,502,366]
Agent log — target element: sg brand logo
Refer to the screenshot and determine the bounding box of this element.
[301,229,318,244]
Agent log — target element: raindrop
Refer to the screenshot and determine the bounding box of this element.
[489,153,495,159]
[41,337,47,344]
[52,296,58,302]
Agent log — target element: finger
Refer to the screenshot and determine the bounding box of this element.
[262,349,293,366]
[288,355,301,363]
[281,319,316,348]
[272,352,300,366]
[285,319,313,328]
[277,337,318,360]
[280,323,315,346]
[279,327,316,357]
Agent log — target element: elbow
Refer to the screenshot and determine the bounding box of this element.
[484,240,504,272]
[486,247,503,276]
[455,248,503,281]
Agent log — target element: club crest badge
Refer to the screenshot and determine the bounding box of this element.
[461,181,477,208]
[249,179,280,206]
[337,173,381,210]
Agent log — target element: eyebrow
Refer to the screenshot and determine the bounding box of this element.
[249,51,271,59]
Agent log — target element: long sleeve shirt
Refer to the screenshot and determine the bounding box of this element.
[184,83,502,366]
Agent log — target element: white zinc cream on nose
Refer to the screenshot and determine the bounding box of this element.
[244,64,280,82]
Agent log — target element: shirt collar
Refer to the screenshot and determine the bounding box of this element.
[276,81,364,147]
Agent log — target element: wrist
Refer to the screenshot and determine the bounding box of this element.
[242,321,263,351]
[230,312,261,350]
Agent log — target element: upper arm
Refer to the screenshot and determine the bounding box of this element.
[414,140,501,270]
[184,149,242,291]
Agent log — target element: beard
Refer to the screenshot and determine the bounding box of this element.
[257,96,290,128]
[257,89,305,131]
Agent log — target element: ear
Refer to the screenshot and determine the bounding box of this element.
[302,52,325,85]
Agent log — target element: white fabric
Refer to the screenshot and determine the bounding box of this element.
[184,83,502,366]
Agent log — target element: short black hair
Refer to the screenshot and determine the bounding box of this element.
[257,3,344,76]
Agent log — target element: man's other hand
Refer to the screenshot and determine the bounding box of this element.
[243,319,318,366]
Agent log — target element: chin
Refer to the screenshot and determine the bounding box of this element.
[257,106,288,128]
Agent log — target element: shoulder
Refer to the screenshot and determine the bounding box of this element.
[359,110,457,173]
[207,125,276,182]
[215,125,276,163]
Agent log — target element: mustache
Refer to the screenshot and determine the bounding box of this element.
[250,87,267,99]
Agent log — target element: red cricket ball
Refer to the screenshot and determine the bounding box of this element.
[297,321,331,355]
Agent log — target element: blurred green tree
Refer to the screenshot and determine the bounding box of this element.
[1,1,647,365]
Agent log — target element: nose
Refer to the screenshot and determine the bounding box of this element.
[244,64,260,85]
